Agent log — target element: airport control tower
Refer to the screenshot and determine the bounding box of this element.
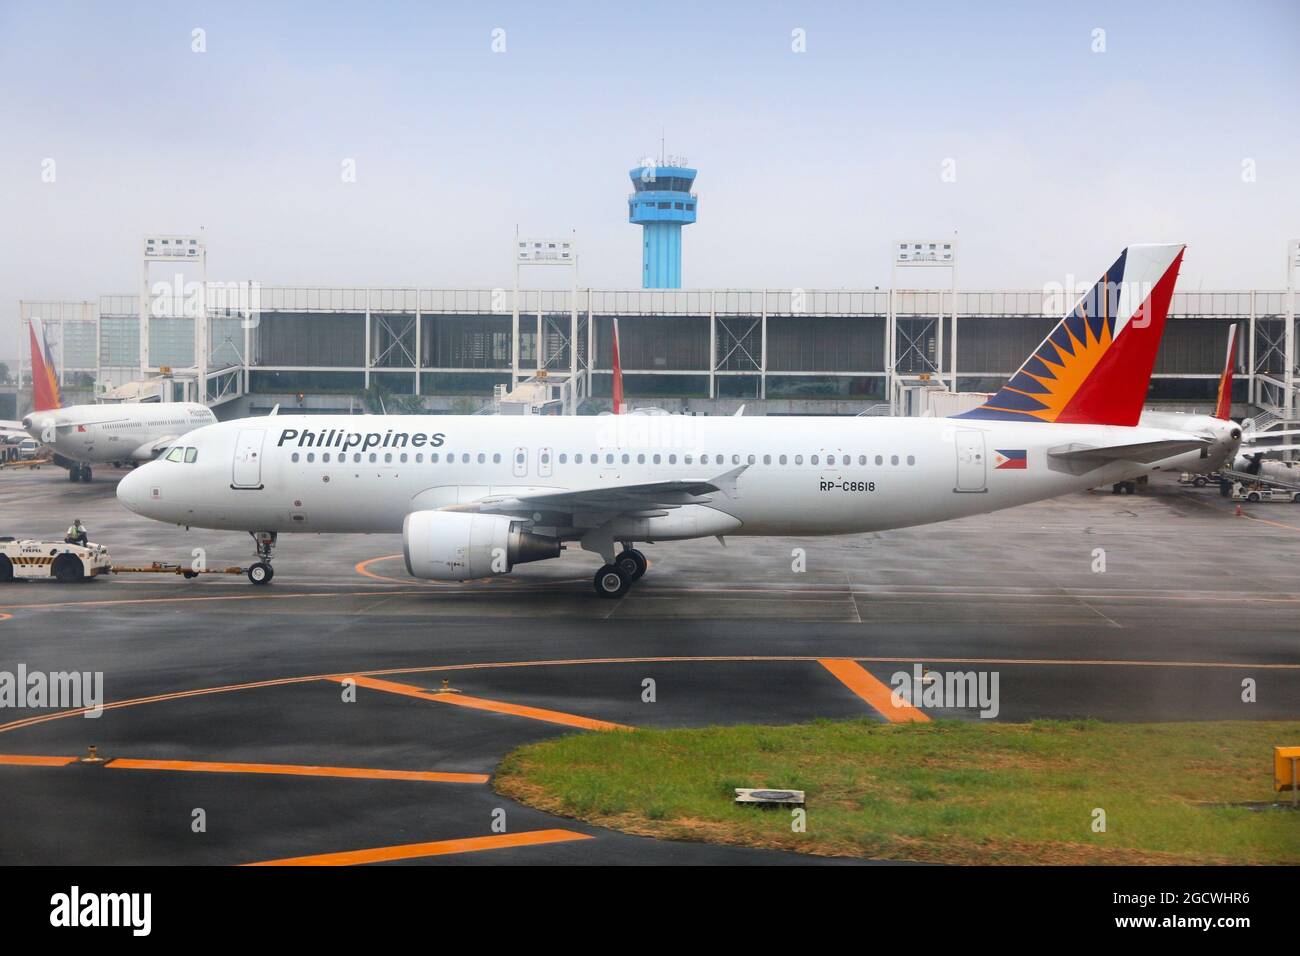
[628,161,697,288]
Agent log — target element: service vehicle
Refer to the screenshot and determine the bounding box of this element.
[0,537,112,582]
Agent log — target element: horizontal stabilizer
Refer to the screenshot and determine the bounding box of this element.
[1048,437,1208,474]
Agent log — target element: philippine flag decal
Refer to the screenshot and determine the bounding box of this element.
[994,449,1027,470]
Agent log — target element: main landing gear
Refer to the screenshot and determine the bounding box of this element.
[68,464,92,482]
[247,531,277,585]
[593,546,647,599]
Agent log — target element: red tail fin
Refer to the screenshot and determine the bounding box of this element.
[1214,324,1238,421]
[956,244,1185,426]
[611,317,625,415]
[28,317,62,412]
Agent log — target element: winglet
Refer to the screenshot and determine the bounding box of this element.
[1214,324,1238,421]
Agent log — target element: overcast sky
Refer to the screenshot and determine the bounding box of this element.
[2,0,1297,358]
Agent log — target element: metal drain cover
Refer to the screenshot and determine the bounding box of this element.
[735,788,805,805]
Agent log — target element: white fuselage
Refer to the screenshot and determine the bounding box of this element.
[24,402,216,465]
[118,413,1194,538]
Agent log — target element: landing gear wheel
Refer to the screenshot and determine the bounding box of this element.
[247,531,277,585]
[68,467,80,483]
[79,464,92,482]
[593,564,630,599]
[615,548,647,581]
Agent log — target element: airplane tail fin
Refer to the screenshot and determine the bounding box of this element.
[612,317,625,415]
[955,244,1185,427]
[1213,323,1238,421]
[28,317,63,412]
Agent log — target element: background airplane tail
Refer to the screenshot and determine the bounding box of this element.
[1214,324,1238,421]
[612,317,625,415]
[956,243,1185,427]
[28,317,63,412]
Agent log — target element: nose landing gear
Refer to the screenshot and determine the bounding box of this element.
[247,531,277,585]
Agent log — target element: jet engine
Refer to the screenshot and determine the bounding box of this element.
[402,511,561,581]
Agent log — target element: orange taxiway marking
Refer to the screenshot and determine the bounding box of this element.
[0,753,78,767]
[335,675,630,732]
[818,658,930,723]
[244,828,593,866]
[0,753,486,783]
[1,655,1295,737]
[105,757,488,784]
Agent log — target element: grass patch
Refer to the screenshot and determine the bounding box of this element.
[493,718,1300,864]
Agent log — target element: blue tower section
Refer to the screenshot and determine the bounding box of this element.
[628,165,697,288]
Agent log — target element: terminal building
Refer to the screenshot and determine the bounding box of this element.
[15,280,1299,423]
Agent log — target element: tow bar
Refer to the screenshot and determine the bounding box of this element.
[111,562,246,579]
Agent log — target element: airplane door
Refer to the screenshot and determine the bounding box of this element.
[537,447,553,478]
[232,429,266,489]
[954,430,986,493]
[512,447,528,478]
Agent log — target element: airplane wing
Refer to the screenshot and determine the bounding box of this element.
[450,465,749,516]
[1048,438,1209,474]
[128,435,182,461]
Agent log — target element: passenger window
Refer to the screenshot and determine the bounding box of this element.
[875,455,883,465]
[762,455,770,465]
[493,453,501,463]
[461,453,469,463]
[354,453,362,463]
[369,453,377,463]
[685,455,693,465]
[668,454,677,464]
[621,453,630,464]
[415,453,422,463]
[637,454,645,464]
[779,455,787,465]
[890,455,899,466]
[812,455,820,465]
[291,452,300,463]
[605,454,614,464]
[575,454,583,464]
[701,455,709,465]
[400,453,408,463]
[559,453,567,464]
[907,455,916,466]
[795,455,803,465]
[322,453,331,463]
[747,454,756,465]
[184,447,197,463]
[307,453,315,463]
[827,455,835,466]
[477,453,486,464]
[653,454,661,464]
[859,455,867,466]
[431,453,439,463]
[733,454,741,465]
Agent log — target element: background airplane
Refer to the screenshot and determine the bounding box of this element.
[21,316,216,481]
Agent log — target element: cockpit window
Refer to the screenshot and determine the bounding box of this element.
[165,447,184,462]
[184,447,198,463]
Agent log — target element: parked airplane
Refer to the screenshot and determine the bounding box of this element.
[119,244,1206,596]
[1132,324,1244,479]
[21,317,216,481]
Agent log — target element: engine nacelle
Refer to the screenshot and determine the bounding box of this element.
[402,511,561,581]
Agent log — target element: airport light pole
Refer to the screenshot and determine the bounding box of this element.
[512,232,580,413]
[1287,239,1298,419]
[890,238,958,411]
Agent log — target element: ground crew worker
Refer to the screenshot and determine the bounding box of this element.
[65,519,88,547]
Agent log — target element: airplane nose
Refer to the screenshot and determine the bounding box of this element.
[116,465,151,515]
